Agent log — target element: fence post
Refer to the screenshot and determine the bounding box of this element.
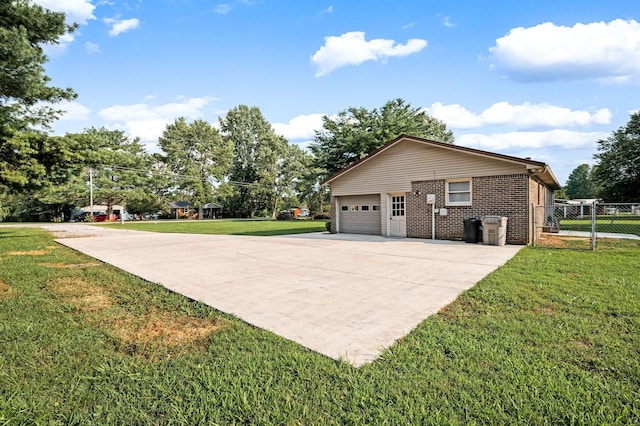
[532,203,537,247]
[591,201,597,251]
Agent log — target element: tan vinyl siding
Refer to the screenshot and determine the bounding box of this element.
[330,140,526,196]
[380,193,388,236]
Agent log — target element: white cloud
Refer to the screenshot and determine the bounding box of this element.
[104,18,140,37]
[214,4,232,15]
[426,103,483,128]
[272,114,325,140]
[426,102,611,129]
[489,19,640,83]
[98,97,217,142]
[85,41,100,54]
[311,31,427,77]
[322,6,333,15]
[58,101,91,121]
[457,130,608,151]
[42,32,76,57]
[436,14,455,28]
[34,0,96,25]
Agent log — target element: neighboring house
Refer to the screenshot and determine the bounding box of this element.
[168,201,222,219]
[168,201,191,219]
[321,134,561,245]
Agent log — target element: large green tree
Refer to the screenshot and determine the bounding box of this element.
[270,143,314,217]
[125,154,174,217]
[592,111,640,202]
[310,98,454,178]
[219,105,290,218]
[0,1,77,219]
[0,130,90,220]
[81,128,151,218]
[0,0,76,132]
[564,164,597,200]
[158,117,233,219]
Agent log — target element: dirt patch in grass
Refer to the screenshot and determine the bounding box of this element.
[532,306,555,315]
[48,276,223,359]
[0,278,19,300]
[438,298,479,319]
[111,309,222,350]
[537,234,591,249]
[8,249,49,256]
[49,277,113,312]
[570,340,591,349]
[41,262,101,269]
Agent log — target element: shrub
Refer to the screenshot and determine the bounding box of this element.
[276,210,294,220]
[314,213,330,220]
[325,221,331,232]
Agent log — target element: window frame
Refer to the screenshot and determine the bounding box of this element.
[445,178,472,206]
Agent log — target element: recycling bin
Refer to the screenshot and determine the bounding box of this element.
[481,216,508,246]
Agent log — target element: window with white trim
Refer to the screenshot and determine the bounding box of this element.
[446,178,472,206]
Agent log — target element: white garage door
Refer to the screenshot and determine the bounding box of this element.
[339,194,381,235]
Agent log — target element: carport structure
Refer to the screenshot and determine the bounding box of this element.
[55,228,522,366]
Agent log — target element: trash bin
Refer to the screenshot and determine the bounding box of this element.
[481,216,508,246]
[463,218,482,243]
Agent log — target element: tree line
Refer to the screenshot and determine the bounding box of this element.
[562,112,640,202]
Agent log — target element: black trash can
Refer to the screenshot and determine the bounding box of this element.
[463,218,482,243]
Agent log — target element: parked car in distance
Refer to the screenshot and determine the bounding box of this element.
[74,212,91,222]
[93,214,110,222]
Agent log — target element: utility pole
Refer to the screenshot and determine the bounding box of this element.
[89,168,94,218]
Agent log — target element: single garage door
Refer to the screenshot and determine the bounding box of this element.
[339,194,381,235]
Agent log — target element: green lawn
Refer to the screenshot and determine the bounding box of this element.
[561,215,640,236]
[101,218,329,236]
[1,228,639,424]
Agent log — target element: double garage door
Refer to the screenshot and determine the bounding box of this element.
[339,194,381,235]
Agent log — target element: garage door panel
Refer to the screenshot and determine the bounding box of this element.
[340,195,381,235]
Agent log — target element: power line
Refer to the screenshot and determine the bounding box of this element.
[91,164,261,187]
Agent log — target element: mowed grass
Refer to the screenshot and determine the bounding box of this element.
[101,218,328,236]
[561,215,640,236]
[1,228,639,424]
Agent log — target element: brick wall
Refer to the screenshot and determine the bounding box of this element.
[407,174,531,244]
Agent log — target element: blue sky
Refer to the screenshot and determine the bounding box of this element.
[38,0,640,184]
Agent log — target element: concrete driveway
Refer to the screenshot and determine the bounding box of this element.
[52,225,522,366]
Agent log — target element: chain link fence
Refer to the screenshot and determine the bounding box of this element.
[533,202,640,250]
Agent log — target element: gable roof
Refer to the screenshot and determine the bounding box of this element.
[321,134,561,190]
[168,201,190,209]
